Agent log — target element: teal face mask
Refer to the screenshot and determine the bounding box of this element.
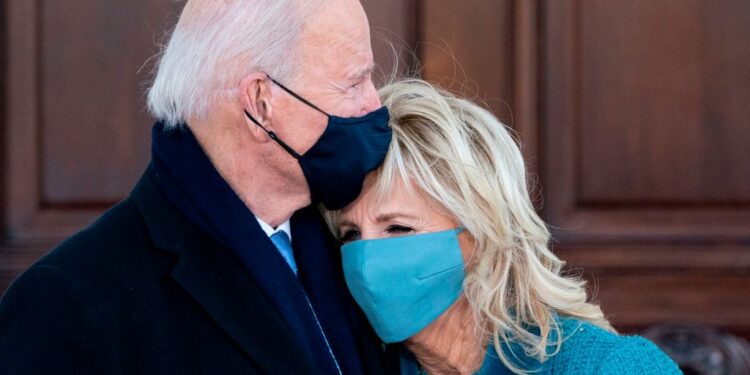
[340,228,466,343]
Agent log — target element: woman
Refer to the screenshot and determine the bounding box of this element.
[325,79,681,374]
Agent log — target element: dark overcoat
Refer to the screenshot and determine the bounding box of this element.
[0,169,390,374]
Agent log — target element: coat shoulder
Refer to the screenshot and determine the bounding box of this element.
[31,198,156,283]
[552,318,682,374]
[2,197,165,310]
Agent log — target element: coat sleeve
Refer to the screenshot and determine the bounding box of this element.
[0,265,121,375]
[596,335,682,374]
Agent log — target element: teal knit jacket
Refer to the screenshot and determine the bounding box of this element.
[400,317,682,374]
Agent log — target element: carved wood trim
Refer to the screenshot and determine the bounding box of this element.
[512,0,541,178]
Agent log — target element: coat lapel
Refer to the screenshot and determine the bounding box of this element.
[168,242,321,374]
[130,170,322,375]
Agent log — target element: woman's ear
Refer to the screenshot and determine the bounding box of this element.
[239,72,273,142]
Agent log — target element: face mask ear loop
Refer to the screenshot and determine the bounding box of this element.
[266,76,331,118]
[243,109,302,159]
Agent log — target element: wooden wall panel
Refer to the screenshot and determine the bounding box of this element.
[419,1,514,125]
[4,0,182,241]
[361,0,418,85]
[541,0,750,332]
[578,0,750,205]
[542,0,750,243]
[592,271,750,328]
[40,0,173,204]
[419,0,541,174]
[1,0,183,292]
[1,0,7,244]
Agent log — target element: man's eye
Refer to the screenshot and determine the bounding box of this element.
[350,78,365,89]
[340,230,361,243]
[386,225,414,235]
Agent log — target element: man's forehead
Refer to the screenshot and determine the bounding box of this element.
[304,0,369,42]
[298,3,374,80]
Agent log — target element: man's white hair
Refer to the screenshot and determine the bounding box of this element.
[147,0,324,127]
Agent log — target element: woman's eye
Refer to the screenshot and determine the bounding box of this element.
[339,230,361,243]
[386,225,414,235]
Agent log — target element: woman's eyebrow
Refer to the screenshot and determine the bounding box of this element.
[375,212,419,223]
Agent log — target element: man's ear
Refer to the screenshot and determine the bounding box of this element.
[239,72,273,142]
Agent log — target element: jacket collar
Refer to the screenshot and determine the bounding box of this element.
[129,168,323,374]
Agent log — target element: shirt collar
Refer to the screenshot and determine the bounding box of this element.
[256,217,292,243]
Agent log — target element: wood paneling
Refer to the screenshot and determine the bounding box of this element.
[419,0,542,174]
[591,271,750,328]
[40,1,174,204]
[361,0,418,85]
[4,0,182,242]
[540,0,750,332]
[577,0,750,205]
[542,0,750,243]
[1,0,8,244]
[1,0,183,291]
[419,1,514,125]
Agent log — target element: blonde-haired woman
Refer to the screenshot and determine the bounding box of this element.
[325,79,681,374]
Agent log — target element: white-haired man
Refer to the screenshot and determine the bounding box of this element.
[0,1,393,374]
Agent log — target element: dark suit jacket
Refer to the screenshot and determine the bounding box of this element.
[0,171,389,374]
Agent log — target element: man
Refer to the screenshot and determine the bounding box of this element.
[0,0,393,373]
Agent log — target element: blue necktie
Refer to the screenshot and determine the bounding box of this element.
[270,231,298,275]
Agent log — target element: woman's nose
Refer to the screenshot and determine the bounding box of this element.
[358,228,387,241]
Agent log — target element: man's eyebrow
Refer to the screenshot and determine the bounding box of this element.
[348,64,376,80]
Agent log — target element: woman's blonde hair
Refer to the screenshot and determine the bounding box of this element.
[326,79,613,373]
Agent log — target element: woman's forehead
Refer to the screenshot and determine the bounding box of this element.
[340,174,451,225]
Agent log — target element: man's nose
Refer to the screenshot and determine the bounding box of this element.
[358,79,381,115]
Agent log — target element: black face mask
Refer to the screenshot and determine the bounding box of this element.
[244,77,392,210]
